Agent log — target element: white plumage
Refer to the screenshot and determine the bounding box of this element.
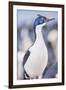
[24,23,48,79]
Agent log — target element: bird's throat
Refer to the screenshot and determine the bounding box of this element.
[35,30,43,41]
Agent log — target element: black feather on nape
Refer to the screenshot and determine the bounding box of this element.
[23,50,30,66]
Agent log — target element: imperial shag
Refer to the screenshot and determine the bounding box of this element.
[23,14,55,79]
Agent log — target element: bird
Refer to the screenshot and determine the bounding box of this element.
[47,30,58,78]
[43,62,58,78]
[23,14,55,79]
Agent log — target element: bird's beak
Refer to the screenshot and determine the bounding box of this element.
[47,18,55,22]
[43,16,55,22]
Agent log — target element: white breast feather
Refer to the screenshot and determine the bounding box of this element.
[24,28,48,78]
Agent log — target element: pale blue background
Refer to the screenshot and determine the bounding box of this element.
[17,9,58,78]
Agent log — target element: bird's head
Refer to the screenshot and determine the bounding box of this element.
[34,14,55,29]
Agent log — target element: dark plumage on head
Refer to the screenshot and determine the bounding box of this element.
[34,14,45,28]
[34,14,55,29]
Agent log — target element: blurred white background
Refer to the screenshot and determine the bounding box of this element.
[0,0,66,90]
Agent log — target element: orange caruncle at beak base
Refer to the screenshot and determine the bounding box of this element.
[43,16,50,21]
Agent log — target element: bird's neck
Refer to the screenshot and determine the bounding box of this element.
[36,30,42,39]
[35,25,43,40]
[34,28,46,49]
[35,23,46,38]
